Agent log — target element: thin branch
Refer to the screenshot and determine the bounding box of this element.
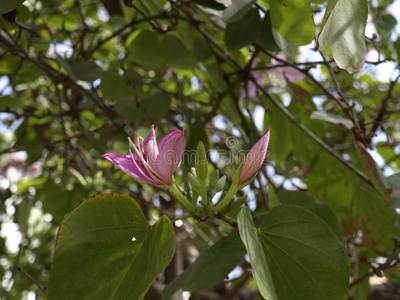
[17,267,46,293]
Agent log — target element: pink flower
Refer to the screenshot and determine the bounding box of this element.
[238,128,270,185]
[101,126,186,186]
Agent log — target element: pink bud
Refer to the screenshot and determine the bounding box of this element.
[238,128,270,185]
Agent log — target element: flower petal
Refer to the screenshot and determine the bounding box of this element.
[101,152,164,185]
[153,129,186,185]
[238,128,270,185]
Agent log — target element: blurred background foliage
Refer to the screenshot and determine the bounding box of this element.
[0,0,400,299]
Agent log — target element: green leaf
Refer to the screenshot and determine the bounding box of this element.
[379,14,397,32]
[310,111,354,130]
[306,151,396,248]
[257,12,279,52]
[352,252,370,299]
[142,93,171,120]
[222,0,255,23]
[0,0,25,14]
[238,207,278,300]
[161,235,246,299]
[114,96,144,122]
[318,0,367,73]
[390,193,400,209]
[128,31,197,69]
[225,8,260,50]
[100,72,132,101]
[47,193,175,300]
[277,190,344,241]
[190,0,226,10]
[269,0,314,46]
[17,177,48,193]
[267,184,281,209]
[70,61,103,83]
[272,29,297,58]
[0,54,21,74]
[383,172,400,190]
[0,95,31,111]
[163,35,198,69]
[127,30,165,68]
[225,8,279,51]
[394,38,400,59]
[259,205,349,299]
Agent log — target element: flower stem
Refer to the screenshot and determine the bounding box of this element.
[168,184,197,212]
[212,185,238,213]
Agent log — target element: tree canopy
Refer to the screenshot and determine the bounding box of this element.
[0,0,400,299]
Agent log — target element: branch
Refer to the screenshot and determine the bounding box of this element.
[368,72,400,138]
[0,34,114,119]
[350,244,400,289]
[17,267,46,293]
[181,8,372,186]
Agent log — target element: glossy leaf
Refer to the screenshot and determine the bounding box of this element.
[161,235,246,299]
[318,0,368,73]
[47,193,175,300]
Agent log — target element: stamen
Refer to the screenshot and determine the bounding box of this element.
[150,124,158,155]
[128,137,166,184]
[128,137,142,159]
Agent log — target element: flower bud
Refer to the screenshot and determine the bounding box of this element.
[195,141,208,181]
[238,128,270,186]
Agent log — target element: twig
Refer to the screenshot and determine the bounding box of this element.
[17,267,46,293]
[368,72,400,138]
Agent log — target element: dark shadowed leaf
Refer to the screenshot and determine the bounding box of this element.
[0,0,25,14]
[161,235,246,299]
[190,0,226,10]
[225,8,260,50]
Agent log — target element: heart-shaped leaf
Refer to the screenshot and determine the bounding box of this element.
[238,205,349,299]
[47,193,175,300]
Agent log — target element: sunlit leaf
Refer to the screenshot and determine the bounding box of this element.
[318,0,368,73]
[269,0,314,46]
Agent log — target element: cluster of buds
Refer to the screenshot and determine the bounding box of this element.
[102,125,270,217]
